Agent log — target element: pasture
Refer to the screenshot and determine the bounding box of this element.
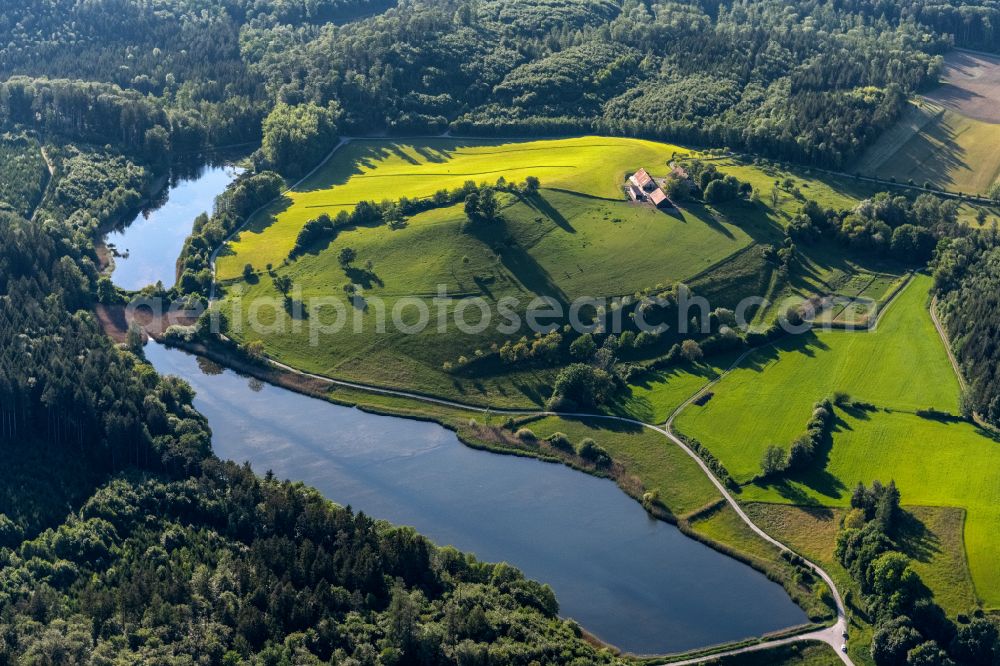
[675,274,1000,608]
[218,136,696,278]
[216,136,799,405]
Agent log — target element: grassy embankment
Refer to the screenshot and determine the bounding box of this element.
[674,274,1000,614]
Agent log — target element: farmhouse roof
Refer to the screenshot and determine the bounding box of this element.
[648,187,669,206]
[626,184,643,201]
[631,168,654,190]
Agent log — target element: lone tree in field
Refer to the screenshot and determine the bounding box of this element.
[273,274,292,296]
[760,445,787,477]
[338,247,357,268]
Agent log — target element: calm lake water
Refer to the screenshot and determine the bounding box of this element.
[106,164,240,290]
[145,341,807,654]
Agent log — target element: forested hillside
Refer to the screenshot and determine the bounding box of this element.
[3,0,1000,167]
[0,208,622,662]
[933,229,1000,425]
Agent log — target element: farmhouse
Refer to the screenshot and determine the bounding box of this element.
[630,167,655,191]
[627,168,673,208]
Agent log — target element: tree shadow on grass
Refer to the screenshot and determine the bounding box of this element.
[466,218,570,309]
[894,510,941,564]
[517,190,575,233]
[735,332,830,375]
[345,266,383,289]
[656,204,687,224]
[685,201,736,239]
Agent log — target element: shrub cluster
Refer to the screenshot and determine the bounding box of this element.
[759,398,835,478]
[528,431,611,469]
[835,481,999,666]
[674,433,734,488]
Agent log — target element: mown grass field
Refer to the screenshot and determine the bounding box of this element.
[854,99,1000,195]
[675,274,1000,608]
[614,359,729,425]
[218,136,696,277]
[744,503,977,618]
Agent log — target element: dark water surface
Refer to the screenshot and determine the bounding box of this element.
[106,164,240,290]
[145,342,807,654]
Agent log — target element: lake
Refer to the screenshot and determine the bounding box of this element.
[145,341,807,655]
[106,164,241,290]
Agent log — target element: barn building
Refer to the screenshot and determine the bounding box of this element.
[627,168,673,208]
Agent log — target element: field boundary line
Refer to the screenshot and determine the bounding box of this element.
[929,295,967,393]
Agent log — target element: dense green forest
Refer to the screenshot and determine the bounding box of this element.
[4,0,1000,662]
[0,133,48,218]
[2,0,1000,167]
[933,228,1000,425]
[0,206,623,662]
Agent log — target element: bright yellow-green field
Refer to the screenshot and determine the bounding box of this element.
[674,274,1000,608]
[854,100,1000,195]
[614,359,730,424]
[216,136,809,406]
[218,136,694,278]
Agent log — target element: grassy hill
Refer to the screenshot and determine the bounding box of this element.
[218,136,695,278]
[216,137,781,406]
[674,274,1000,609]
[216,136,905,407]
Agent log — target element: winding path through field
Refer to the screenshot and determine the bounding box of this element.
[205,343,855,664]
[195,137,886,664]
[195,136,876,664]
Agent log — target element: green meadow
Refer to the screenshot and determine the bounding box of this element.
[219,183,759,406]
[218,136,696,278]
[674,274,1000,608]
[216,136,812,405]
